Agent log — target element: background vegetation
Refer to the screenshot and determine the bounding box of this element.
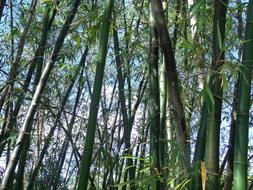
[0,0,252,189]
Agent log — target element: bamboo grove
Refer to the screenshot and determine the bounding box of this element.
[0,0,252,189]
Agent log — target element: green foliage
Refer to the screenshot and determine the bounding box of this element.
[0,0,252,189]
[190,0,206,16]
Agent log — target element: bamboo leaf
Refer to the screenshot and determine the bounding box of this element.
[201,161,207,190]
[217,23,223,51]
[76,34,81,49]
[190,0,205,17]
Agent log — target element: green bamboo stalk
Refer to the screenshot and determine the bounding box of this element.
[151,0,190,178]
[0,0,38,112]
[191,92,208,190]
[204,0,228,189]
[233,0,253,189]
[191,1,228,189]
[0,1,81,189]
[0,4,55,158]
[112,14,136,189]
[223,1,243,189]
[77,0,114,189]
[26,48,88,190]
[149,2,162,189]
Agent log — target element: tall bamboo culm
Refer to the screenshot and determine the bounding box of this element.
[233,0,253,189]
